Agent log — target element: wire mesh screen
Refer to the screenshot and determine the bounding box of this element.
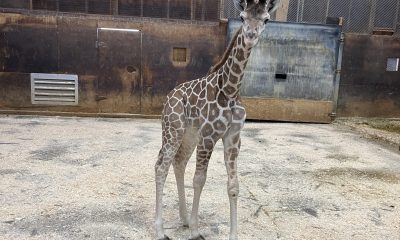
[1,0,399,32]
[0,0,221,22]
[222,0,400,34]
[32,0,58,11]
[0,0,30,9]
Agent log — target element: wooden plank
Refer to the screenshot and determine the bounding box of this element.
[242,97,334,123]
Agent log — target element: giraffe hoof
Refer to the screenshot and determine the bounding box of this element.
[158,235,171,240]
[189,235,205,240]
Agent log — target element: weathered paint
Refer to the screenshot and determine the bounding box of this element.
[228,20,342,123]
[0,12,227,115]
[338,34,400,117]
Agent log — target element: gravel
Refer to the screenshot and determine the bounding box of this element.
[0,115,399,240]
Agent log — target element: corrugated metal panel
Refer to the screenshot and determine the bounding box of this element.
[227,20,342,123]
[229,20,341,101]
[31,73,78,105]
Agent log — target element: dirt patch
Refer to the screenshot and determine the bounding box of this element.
[5,205,146,239]
[334,118,400,151]
[314,168,400,184]
[360,119,400,134]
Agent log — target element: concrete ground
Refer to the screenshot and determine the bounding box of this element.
[0,115,399,240]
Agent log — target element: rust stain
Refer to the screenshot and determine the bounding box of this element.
[242,97,333,123]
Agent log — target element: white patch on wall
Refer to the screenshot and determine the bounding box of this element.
[386,58,399,72]
[31,73,79,105]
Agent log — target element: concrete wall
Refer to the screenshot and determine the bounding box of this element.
[1,11,400,119]
[0,12,227,115]
[338,34,400,117]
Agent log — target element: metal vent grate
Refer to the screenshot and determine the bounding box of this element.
[31,73,79,105]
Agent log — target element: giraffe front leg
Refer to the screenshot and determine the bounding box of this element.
[189,141,214,240]
[223,133,241,240]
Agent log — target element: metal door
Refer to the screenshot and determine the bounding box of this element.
[96,27,142,114]
[228,20,343,123]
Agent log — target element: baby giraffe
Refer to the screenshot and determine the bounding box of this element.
[155,1,280,239]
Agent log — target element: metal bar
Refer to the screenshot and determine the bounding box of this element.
[114,0,119,15]
[31,73,78,81]
[85,0,89,13]
[300,0,305,22]
[203,0,206,21]
[34,97,76,102]
[296,0,301,22]
[191,0,195,20]
[96,28,141,48]
[30,73,35,104]
[326,0,330,20]
[395,0,400,31]
[332,32,344,118]
[141,0,143,17]
[34,80,75,84]
[368,0,377,32]
[219,0,224,20]
[75,75,79,105]
[35,92,76,97]
[347,0,353,31]
[167,0,170,19]
[34,86,76,90]
[140,31,143,113]
[98,27,141,32]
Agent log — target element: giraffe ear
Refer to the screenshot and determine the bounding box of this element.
[233,0,246,11]
[266,0,280,13]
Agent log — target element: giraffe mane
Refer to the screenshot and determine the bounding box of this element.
[207,26,242,76]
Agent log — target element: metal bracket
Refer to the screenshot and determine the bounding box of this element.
[95,41,107,48]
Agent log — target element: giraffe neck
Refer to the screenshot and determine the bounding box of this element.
[219,28,253,99]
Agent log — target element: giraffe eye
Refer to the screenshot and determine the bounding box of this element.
[240,16,244,22]
[264,19,269,24]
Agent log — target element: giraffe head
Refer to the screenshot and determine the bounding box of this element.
[234,0,280,47]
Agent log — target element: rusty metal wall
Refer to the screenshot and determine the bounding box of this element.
[338,34,400,117]
[0,12,227,115]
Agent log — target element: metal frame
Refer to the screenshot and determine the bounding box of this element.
[95,27,143,111]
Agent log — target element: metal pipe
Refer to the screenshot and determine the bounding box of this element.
[98,27,141,32]
[332,31,344,119]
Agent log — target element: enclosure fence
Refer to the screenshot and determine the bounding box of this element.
[1,0,400,34]
[222,0,400,34]
[0,0,220,22]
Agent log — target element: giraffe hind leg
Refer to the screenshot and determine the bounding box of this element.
[155,129,184,239]
[173,128,198,227]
